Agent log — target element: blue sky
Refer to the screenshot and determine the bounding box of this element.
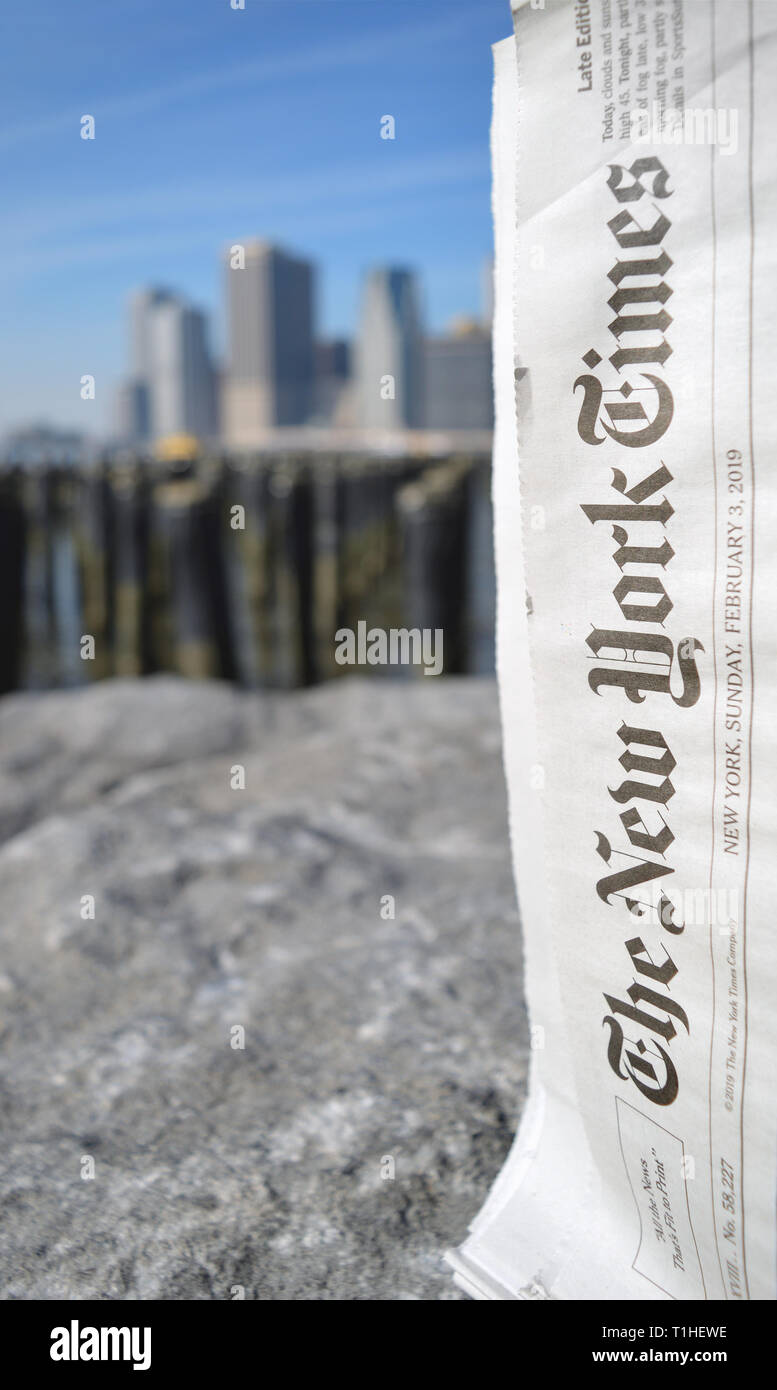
[0,0,511,435]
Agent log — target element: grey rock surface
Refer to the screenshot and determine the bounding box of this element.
[0,676,527,1300]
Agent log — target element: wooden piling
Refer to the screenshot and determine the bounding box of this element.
[110,461,152,676]
[18,470,58,689]
[311,455,345,681]
[221,456,274,687]
[147,475,234,680]
[268,457,313,688]
[0,469,26,693]
[396,457,471,676]
[72,464,113,681]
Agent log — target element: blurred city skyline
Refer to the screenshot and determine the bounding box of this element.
[0,0,510,436]
[105,246,493,452]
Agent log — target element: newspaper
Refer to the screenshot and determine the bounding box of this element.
[448,0,777,1300]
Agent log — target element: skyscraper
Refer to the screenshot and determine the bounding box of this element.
[312,338,352,426]
[356,268,424,430]
[222,241,315,443]
[148,299,217,440]
[423,319,493,431]
[122,288,217,444]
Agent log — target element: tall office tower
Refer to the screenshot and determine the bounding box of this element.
[126,288,172,442]
[423,319,494,431]
[148,300,217,440]
[356,268,424,430]
[122,288,217,444]
[312,338,352,425]
[115,379,149,444]
[222,241,315,443]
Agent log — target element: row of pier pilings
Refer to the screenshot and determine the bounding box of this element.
[0,452,495,693]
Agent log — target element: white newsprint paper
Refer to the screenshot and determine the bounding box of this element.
[448,0,777,1300]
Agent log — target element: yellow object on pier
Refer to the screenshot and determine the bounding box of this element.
[154,433,201,463]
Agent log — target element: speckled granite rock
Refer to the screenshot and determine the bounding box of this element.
[0,676,527,1301]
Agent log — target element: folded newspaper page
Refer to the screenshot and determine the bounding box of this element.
[449,0,777,1300]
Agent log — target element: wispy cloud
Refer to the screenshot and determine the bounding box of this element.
[0,148,486,272]
[0,9,481,153]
